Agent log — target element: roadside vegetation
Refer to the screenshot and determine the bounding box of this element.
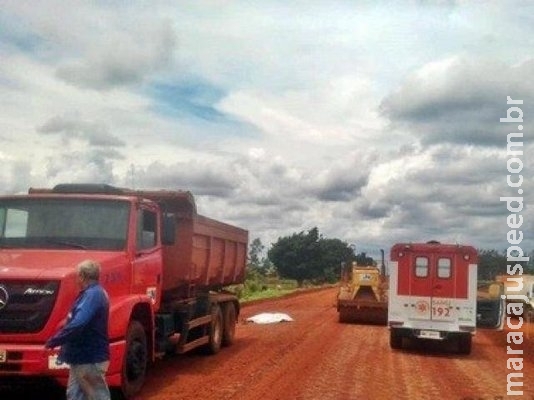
[234,228,373,303]
[232,228,534,304]
[232,238,300,303]
[477,248,534,280]
[232,229,534,304]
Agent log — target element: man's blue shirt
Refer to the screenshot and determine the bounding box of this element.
[46,283,110,365]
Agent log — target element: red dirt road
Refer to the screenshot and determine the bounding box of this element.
[135,287,534,400]
[1,287,533,399]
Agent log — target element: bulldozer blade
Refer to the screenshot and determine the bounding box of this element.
[338,306,388,325]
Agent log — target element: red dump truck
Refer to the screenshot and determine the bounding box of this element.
[0,184,248,398]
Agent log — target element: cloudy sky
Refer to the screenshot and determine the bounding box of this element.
[0,1,532,259]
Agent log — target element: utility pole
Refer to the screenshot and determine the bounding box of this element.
[129,164,135,189]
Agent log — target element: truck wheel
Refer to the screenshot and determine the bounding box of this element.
[121,320,147,398]
[390,329,402,350]
[205,304,223,354]
[458,333,472,355]
[222,302,237,346]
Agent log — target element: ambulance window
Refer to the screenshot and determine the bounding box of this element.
[415,257,428,277]
[438,258,451,278]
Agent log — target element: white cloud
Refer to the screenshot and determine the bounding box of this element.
[56,21,177,89]
[0,1,532,256]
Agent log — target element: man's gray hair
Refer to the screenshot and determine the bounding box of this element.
[77,259,101,281]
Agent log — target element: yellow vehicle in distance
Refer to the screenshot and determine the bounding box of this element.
[337,261,388,325]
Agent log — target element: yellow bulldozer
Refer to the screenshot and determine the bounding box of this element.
[336,260,388,324]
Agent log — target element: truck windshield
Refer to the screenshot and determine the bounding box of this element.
[0,198,129,250]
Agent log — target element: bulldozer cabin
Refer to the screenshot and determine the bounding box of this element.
[336,255,388,325]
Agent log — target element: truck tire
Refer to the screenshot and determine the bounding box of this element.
[121,320,148,398]
[390,329,402,350]
[222,302,236,346]
[205,304,223,354]
[458,333,472,355]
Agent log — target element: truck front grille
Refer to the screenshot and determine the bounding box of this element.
[0,281,60,333]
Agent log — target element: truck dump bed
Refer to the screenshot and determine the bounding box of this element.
[117,189,248,299]
[163,212,247,297]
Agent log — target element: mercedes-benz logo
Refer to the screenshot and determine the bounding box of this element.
[0,285,9,310]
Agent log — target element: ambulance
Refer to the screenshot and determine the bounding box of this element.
[387,241,478,354]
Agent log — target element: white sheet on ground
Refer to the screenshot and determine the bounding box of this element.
[246,312,294,324]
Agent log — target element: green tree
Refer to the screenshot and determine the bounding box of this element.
[268,227,355,286]
[248,238,265,270]
[477,248,531,281]
[478,249,506,281]
[317,238,356,283]
[246,237,267,284]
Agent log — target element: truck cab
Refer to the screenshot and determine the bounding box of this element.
[0,184,170,391]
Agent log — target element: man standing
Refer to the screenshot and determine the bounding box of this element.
[45,259,111,400]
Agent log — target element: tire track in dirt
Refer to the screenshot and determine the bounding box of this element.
[228,290,342,400]
[296,322,403,400]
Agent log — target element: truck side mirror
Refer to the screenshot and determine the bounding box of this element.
[162,214,176,245]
